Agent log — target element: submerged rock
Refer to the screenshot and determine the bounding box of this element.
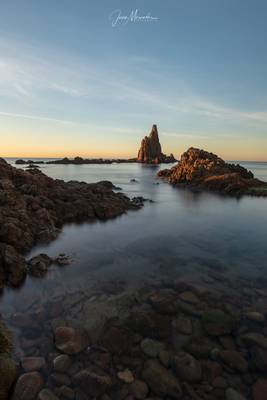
[73,368,113,397]
[129,380,149,399]
[102,326,129,354]
[226,388,246,400]
[240,332,267,350]
[137,125,176,164]
[173,352,202,383]
[52,354,72,372]
[38,389,59,400]
[202,309,236,336]
[252,379,267,400]
[140,338,165,357]
[218,350,248,372]
[21,357,46,372]
[54,326,90,355]
[27,254,52,278]
[142,359,182,398]
[11,372,44,400]
[117,370,134,383]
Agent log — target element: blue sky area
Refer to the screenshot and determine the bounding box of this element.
[0,0,266,160]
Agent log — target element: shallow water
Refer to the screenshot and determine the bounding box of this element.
[2,159,267,399]
[1,160,267,311]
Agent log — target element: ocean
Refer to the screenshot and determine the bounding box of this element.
[1,157,267,398]
[1,159,267,308]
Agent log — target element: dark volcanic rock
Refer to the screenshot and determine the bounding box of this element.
[0,158,142,289]
[0,353,17,400]
[158,147,267,196]
[0,243,27,287]
[137,125,176,164]
[27,254,52,278]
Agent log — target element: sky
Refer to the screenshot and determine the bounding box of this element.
[0,0,267,160]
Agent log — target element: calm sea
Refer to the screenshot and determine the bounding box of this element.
[1,158,267,307]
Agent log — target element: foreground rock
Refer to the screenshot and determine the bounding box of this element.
[158,147,267,196]
[0,158,143,289]
[0,354,17,400]
[0,320,16,400]
[137,125,176,164]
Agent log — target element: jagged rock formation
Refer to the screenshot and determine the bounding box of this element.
[137,125,176,164]
[0,159,143,290]
[158,147,267,196]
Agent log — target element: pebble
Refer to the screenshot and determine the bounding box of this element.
[140,338,165,357]
[252,379,267,400]
[173,352,202,383]
[12,372,44,400]
[38,388,59,400]
[219,350,248,372]
[179,291,200,304]
[117,369,134,383]
[129,380,149,399]
[21,357,46,372]
[55,386,75,399]
[225,388,246,400]
[173,318,193,335]
[241,332,267,350]
[53,354,72,372]
[245,311,265,323]
[212,376,228,389]
[50,372,71,386]
[159,350,171,368]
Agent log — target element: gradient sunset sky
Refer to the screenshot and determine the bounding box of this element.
[0,0,267,160]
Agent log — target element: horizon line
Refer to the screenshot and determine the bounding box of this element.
[2,156,267,163]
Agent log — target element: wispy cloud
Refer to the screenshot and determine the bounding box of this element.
[0,110,143,136]
[0,35,267,128]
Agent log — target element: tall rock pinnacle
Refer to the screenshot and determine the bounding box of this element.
[137,125,176,164]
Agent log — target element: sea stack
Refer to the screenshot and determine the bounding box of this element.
[137,125,176,164]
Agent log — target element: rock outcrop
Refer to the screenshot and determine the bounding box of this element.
[137,125,176,164]
[0,158,143,290]
[0,319,16,400]
[158,147,267,196]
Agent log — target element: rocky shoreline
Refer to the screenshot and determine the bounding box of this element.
[158,148,267,197]
[0,158,144,290]
[2,267,267,400]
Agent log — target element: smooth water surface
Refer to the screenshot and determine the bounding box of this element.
[1,159,267,309]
